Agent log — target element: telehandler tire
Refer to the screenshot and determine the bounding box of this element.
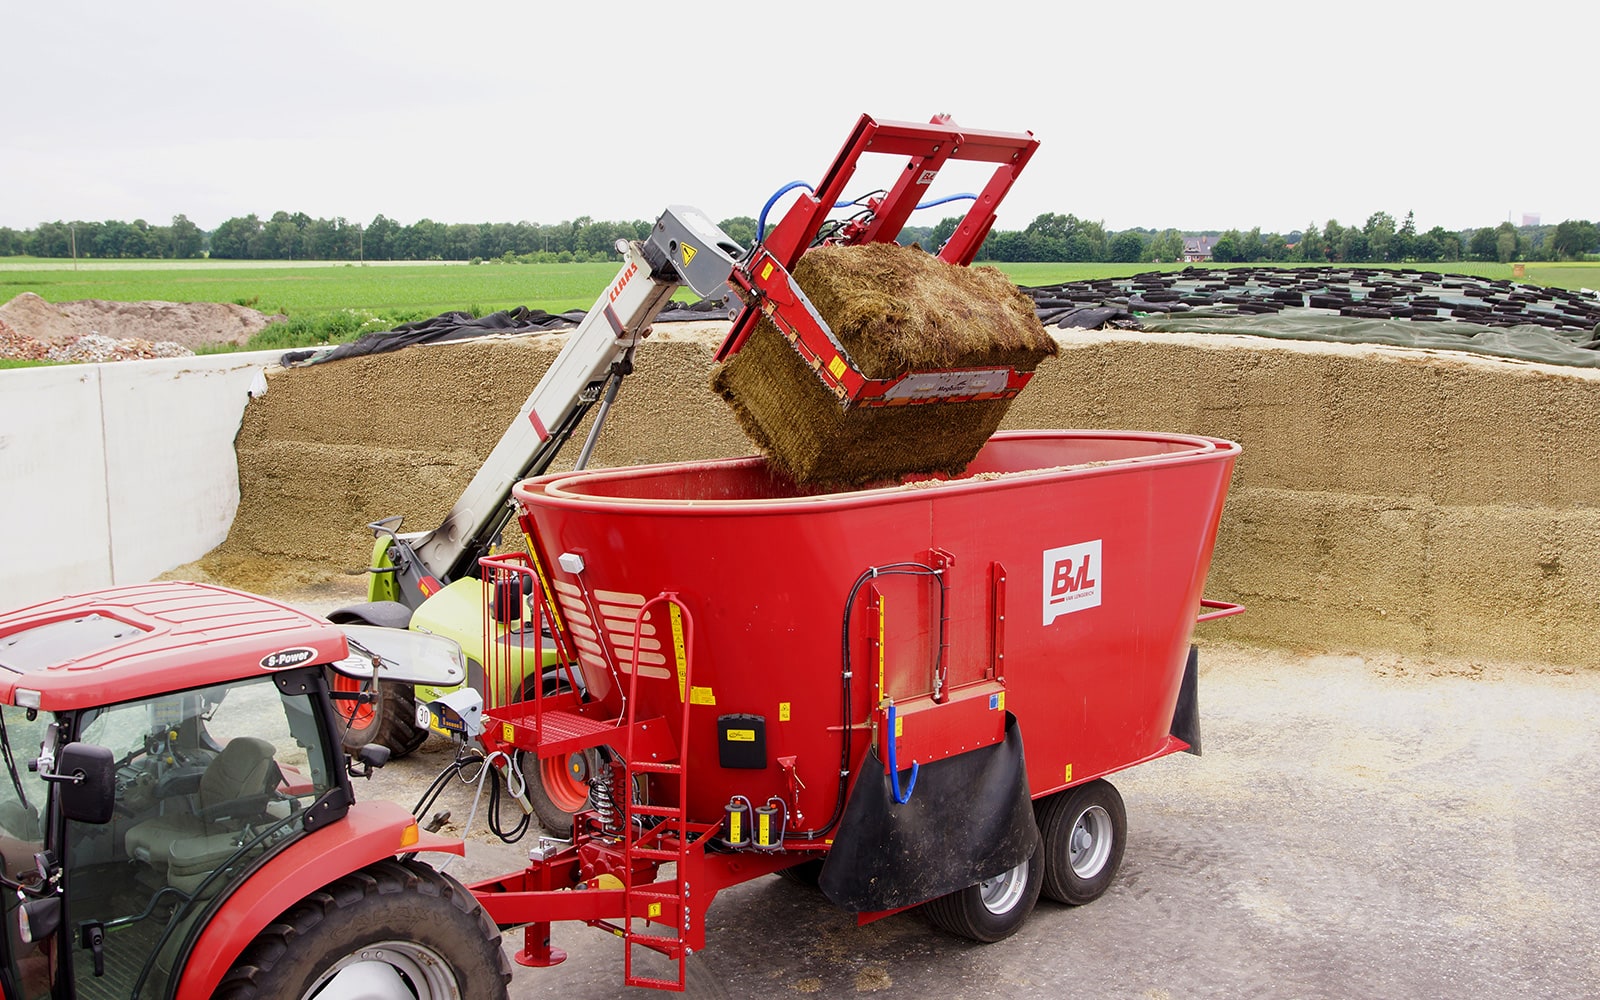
[330,673,429,760]
[214,858,510,1000]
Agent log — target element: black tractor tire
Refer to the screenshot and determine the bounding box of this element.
[214,858,511,1000]
[330,673,429,760]
[1035,779,1127,905]
[920,829,1043,943]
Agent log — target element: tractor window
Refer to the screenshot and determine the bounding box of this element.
[0,705,52,1000]
[62,672,340,1000]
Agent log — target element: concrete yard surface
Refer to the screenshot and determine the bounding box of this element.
[360,639,1600,999]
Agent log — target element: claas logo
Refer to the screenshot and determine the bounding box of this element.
[1042,541,1102,625]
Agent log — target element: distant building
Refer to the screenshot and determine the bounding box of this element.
[1182,236,1219,262]
[1522,213,1541,227]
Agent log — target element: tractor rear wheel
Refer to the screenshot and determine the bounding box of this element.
[214,858,510,1000]
[1035,779,1126,905]
[330,674,429,760]
[920,829,1043,943]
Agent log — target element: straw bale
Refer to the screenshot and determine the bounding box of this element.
[711,243,1056,485]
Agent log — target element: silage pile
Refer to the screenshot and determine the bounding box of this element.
[183,319,1600,669]
[711,243,1057,485]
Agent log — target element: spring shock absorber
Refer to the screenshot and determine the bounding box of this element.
[590,761,617,833]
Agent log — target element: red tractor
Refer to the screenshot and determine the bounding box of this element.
[0,581,511,999]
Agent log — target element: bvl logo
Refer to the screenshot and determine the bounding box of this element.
[1043,540,1102,625]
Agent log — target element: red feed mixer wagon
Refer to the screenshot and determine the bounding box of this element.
[462,428,1241,987]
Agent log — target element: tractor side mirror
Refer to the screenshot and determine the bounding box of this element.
[43,743,115,825]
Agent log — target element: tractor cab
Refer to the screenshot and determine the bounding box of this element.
[0,582,472,1000]
[0,670,345,999]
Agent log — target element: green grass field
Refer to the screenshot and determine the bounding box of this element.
[2,257,1596,361]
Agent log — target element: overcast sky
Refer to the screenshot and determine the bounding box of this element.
[4,1,1590,237]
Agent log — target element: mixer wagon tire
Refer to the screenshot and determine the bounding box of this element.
[1035,779,1126,905]
[775,859,824,888]
[330,674,429,759]
[510,675,607,834]
[523,746,603,834]
[214,858,511,1000]
[920,829,1043,943]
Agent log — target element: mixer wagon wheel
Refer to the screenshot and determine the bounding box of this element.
[920,829,1043,943]
[1034,779,1126,905]
[513,676,603,833]
[523,746,603,833]
[775,859,824,888]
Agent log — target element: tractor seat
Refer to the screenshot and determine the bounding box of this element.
[124,737,280,891]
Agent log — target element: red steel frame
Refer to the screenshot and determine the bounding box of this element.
[467,558,802,985]
[714,114,1041,408]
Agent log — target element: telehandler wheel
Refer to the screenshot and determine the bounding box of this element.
[330,673,429,760]
[920,829,1043,943]
[214,858,511,1000]
[1035,778,1126,905]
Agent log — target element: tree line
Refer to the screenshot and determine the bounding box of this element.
[2,209,1596,265]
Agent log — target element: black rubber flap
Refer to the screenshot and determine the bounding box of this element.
[818,713,1034,912]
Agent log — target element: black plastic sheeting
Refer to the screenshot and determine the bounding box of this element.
[279,295,737,367]
[280,266,1600,370]
[1020,266,1600,369]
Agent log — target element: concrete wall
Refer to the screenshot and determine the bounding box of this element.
[0,350,281,610]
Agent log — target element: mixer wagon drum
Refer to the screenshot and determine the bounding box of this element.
[508,428,1239,930]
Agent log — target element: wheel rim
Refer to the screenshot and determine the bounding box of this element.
[331,673,376,730]
[539,751,592,813]
[978,856,1029,915]
[305,940,460,999]
[1069,804,1114,879]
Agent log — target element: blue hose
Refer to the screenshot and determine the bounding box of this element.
[756,183,979,242]
[886,703,919,804]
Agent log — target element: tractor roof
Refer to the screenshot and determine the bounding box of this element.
[0,582,345,710]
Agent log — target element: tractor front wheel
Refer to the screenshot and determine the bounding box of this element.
[214,858,511,1000]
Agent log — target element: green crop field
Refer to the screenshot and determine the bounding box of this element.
[0,260,619,319]
[2,257,1595,357]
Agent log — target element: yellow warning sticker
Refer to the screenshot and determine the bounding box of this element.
[729,812,741,842]
[761,261,774,280]
[690,686,716,705]
[828,355,848,380]
[779,701,791,722]
[726,729,755,742]
[1064,763,1073,783]
[648,901,662,919]
[502,722,515,744]
[894,714,903,738]
[681,243,698,266]
[670,603,687,701]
